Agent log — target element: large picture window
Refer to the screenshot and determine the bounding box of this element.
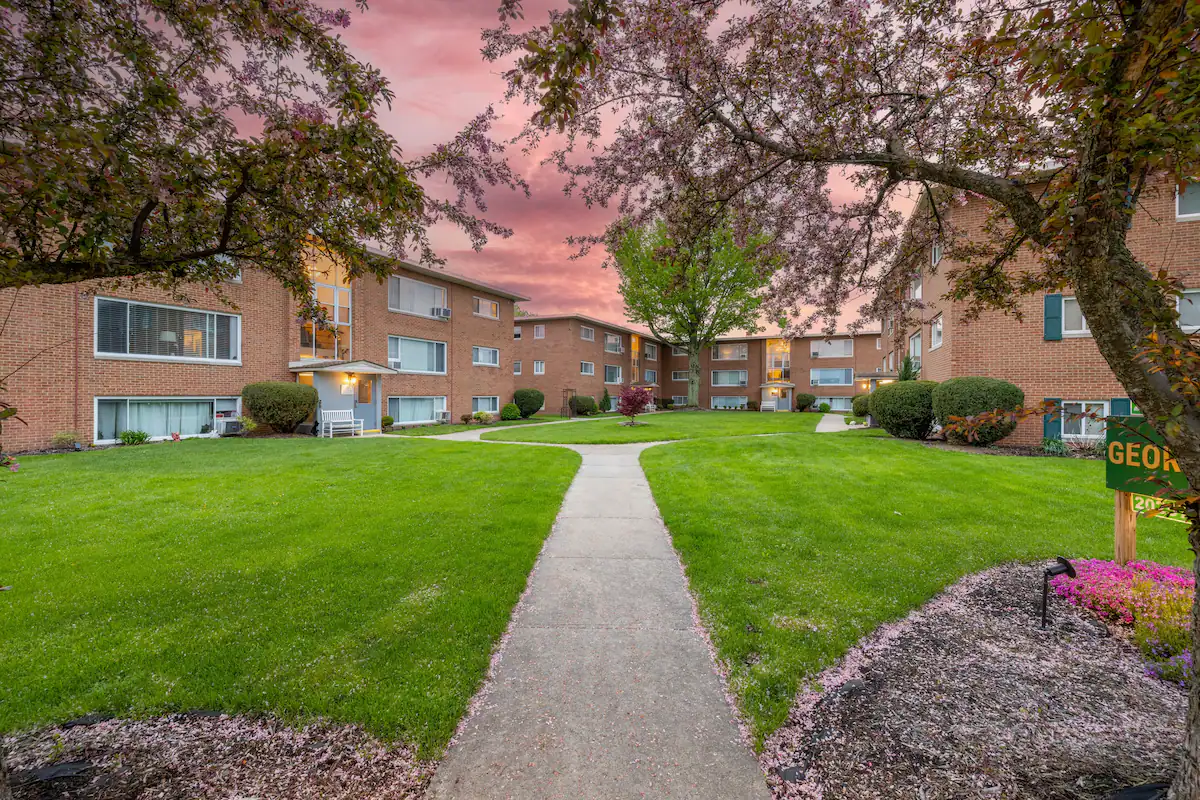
[604,364,622,383]
[388,275,447,317]
[388,336,446,374]
[473,396,500,414]
[604,333,623,353]
[644,369,658,384]
[712,343,748,360]
[95,298,240,363]
[95,396,238,442]
[712,396,748,409]
[472,346,500,366]
[712,370,749,386]
[809,368,853,386]
[388,396,447,424]
[809,339,853,358]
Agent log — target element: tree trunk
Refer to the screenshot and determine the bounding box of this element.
[688,350,701,407]
[1,739,12,800]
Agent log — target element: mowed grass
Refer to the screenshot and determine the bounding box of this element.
[640,430,1192,747]
[0,437,580,756]
[386,414,567,437]
[482,410,822,444]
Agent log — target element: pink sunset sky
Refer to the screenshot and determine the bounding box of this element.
[340,1,908,331]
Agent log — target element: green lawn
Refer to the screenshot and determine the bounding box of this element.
[482,410,822,444]
[640,430,1191,747]
[386,414,566,437]
[0,437,580,756]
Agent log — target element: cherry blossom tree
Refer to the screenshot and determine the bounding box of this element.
[0,0,527,320]
[489,0,1200,794]
[613,219,770,406]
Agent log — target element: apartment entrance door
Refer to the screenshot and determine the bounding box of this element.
[762,387,792,411]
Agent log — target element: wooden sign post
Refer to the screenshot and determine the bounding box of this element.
[1105,416,1190,564]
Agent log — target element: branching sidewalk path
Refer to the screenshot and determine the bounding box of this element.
[424,426,770,799]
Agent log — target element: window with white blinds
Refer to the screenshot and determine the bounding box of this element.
[389,276,447,317]
[388,396,446,424]
[95,298,239,363]
[388,336,446,374]
[810,339,853,358]
[711,343,748,360]
[810,368,854,386]
[712,370,748,386]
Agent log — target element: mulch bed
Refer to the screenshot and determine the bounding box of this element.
[5,715,431,799]
[761,563,1186,800]
[922,440,1104,459]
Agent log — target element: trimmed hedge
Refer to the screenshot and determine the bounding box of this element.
[569,395,599,416]
[794,393,816,412]
[932,377,1025,445]
[242,382,318,433]
[869,380,939,440]
[818,402,831,413]
[852,394,871,417]
[500,402,521,421]
[513,388,545,418]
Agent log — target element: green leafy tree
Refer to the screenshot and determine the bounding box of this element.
[0,0,526,317]
[613,220,771,407]
[897,355,920,382]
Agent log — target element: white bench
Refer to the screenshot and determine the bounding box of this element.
[760,400,777,412]
[320,409,364,437]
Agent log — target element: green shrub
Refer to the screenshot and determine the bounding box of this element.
[663,400,675,409]
[51,430,80,449]
[852,394,871,418]
[381,415,394,428]
[500,403,521,421]
[869,380,938,439]
[600,388,612,412]
[747,400,759,411]
[513,388,545,418]
[242,381,318,433]
[794,393,816,412]
[569,395,598,416]
[118,430,150,446]
[1042,436,1070,456]
[818,402,831,413]
[473,411,494,424]
[932,377,1025,445]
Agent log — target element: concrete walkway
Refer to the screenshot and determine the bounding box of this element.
[815,413,850,433]
[426,433,770,799]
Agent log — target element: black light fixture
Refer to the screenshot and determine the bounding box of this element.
[1041,556,1077,629]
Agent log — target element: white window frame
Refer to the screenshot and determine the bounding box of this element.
[643,342,658,361]
[1062,400,1108,440]
[711,342,749,361]
[888,351,895,371]
[671,370,689,382]
[388,335,447,375]
[809,368,853,387]
[580,361,595,376]
[909,331,922,361]
[534,360,545,375]
[604,332,623,353]
[876,338,882,350]
[823,397,854,412]
[473,297,500,319]
[1063,296,1091,336]
[93,395,239,445]
[513,326,522,340]
[712,370,749,387]
[671,346,688,356]
[387,396,447,426]
[910,276,923,301]
[809,339,854,359]
[1176,181,1200,221]
[388,275,448,319]
[580,325,595,342]
[930,315,944,350]
[534,324,546,339]
[604,364,622,384]
[472,396,500,414]
[672,395,689,405]
[1178,289,1200,333]
[644,368,658,384]
[472,346,500,367]
[931,243,943,266]
[94,297,242,365]
[513,360,522,375]
[711,396,748,410]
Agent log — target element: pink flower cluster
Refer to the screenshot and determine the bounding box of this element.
[1051,559,1193,625]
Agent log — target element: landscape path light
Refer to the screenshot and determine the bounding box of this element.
[1041,556,1076,629]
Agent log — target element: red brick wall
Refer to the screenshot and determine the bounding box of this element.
[513,318,637,412]
[896,174,1200,445]
[793,334,883,406]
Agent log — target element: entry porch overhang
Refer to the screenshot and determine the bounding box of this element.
[289,359,398,375]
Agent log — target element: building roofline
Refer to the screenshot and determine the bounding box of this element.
[364,245,531,302]
[515,313,645,335]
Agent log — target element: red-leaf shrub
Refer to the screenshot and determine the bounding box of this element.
[617,386,654,424]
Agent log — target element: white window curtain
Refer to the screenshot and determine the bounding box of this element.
[127,400,215,437]
[713,370,748,386]
[389,337,445,373]
[388,396,446,424]
[810,339,853,358]
[389,276,445,316]
[712,396,748,409]
[604,365,622,382]
[644,369,657,383]
[810,368,853,386]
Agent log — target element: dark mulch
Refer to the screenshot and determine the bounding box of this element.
[761,564,1186,800]
[5,715,431,799]
[922,440,1104,460]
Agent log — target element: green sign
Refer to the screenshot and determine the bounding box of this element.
[1105,416,1190,495]
[1129,493,1190,525]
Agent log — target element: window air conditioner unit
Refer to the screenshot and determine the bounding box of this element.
[435,410,451,423]
[812,351,821,358]
[389,359,403,370]
[433,307,452,319]
[810,379,819,386]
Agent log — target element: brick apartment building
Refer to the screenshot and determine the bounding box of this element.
[886,174,1200,446]
[1,249,526,451]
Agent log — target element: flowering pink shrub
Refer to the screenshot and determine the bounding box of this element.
[1,453,17,473]
[1052,559,1193,687]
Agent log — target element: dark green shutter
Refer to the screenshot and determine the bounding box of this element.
[1110,398,1132,417]
[1043,398,1062,440]
[1044,294,1063,341]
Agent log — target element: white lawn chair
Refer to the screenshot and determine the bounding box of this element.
[320,409,364,437]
